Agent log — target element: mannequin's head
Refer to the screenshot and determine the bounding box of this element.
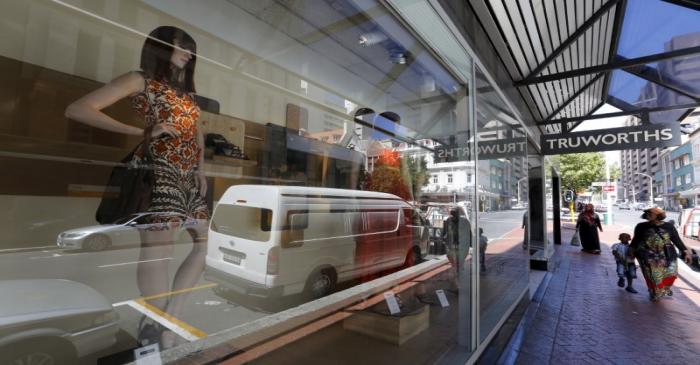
[141,26,197,92]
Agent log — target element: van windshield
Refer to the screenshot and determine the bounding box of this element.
[211,205,273,242]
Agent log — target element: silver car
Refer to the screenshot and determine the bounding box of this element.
[57,212,208,251]
[0,279,119,364]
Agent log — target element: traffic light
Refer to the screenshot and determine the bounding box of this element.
[564,190,574,202]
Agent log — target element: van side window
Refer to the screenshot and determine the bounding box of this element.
[211,205,273,242]
[365,210,399,234]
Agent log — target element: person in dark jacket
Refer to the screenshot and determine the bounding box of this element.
[442,208,472,283]
[576,204,602,254]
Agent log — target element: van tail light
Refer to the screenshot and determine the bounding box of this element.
[267,247,279,275]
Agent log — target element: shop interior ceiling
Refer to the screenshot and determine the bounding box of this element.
[229,0,466,143]
[469,0,700,136]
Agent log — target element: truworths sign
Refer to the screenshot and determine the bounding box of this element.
[434,137,526,162]
[541,123,681,155]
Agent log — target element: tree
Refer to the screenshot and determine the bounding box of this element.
[365,150,411,200]
[558,152,605,193]
[403,155,429,200]
[609,162,621,182]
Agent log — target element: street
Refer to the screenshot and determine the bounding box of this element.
[1,206,695,364]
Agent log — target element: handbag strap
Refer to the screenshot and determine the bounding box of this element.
[138,71,156,163]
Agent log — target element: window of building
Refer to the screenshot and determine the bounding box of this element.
[677,176,683,186]
[675,160,681,169]
[683,154,690,166]
[433,175,438,184]
[686,174,692,184]
[447,174,453,183]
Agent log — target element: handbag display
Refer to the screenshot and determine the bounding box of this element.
[570,228,581,246]
[95,147,154,224]
[96,76,156,224]
[205,133,248,160]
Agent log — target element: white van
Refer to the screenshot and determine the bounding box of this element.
[205,185,429,299]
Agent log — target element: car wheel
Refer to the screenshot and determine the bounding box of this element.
[85,234,110,251]
[305,268,336,299]
[2,339,75,365]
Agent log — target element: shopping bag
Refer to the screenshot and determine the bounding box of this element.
[570,229,581,246]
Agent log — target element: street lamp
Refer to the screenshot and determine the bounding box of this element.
[621,183,636,204]
[634,172,654,206]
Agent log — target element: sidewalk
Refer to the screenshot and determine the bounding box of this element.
[514,224,700,365]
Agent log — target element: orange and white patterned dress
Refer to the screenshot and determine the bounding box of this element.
[131,76,209,228]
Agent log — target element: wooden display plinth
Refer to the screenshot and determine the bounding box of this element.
[343,304,430,345]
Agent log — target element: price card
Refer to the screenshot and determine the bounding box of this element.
[436,289,450,307]
[383,291,401,314]
[134,343,163,365]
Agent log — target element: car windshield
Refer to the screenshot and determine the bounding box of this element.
[111,214,142,225]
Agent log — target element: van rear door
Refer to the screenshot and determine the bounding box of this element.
[209,203,275,286]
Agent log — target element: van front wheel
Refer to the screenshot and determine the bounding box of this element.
[305,268,336,299]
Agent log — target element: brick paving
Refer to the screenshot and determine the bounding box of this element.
[515,225,700,365]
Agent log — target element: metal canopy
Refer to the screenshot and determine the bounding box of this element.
[468,0,700,131]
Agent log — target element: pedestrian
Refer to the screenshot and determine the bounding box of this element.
[479,228,488,272]
[576,204,602,254]
[631,207,693,302]
[522,210,528,249]
[611,233,638,293]
[442,208,472,287]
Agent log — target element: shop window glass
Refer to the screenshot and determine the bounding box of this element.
[0,0,479,363]
[474,66,529,343]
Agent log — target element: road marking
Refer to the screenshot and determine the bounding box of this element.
[111,283,217,307]
[98,257,172,268]
[29,253,64,260]
[121,299,205,341]
[0,245,56,254]
[140,283,217,302]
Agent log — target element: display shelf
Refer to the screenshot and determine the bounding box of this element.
[208,154,257,167]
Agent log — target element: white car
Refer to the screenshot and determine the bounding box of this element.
[0,279,119,364]
[57,212,208,251]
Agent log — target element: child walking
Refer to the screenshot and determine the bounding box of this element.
[612,233,638,293]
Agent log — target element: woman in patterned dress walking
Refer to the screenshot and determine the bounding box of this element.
[631,207,692,302]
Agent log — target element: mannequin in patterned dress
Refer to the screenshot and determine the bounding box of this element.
[66,26,208,348]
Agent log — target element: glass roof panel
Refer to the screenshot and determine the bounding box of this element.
[609,69,693,122]
[617,0,700,59]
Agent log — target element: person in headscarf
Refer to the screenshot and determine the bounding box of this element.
[576,203,602,254]
[631,207,692,302]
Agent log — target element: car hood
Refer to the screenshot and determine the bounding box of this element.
[61,224,118,235]
[0,279,113,326]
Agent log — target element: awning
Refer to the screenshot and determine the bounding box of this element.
[678,187,700,197]
[470,0,700,133]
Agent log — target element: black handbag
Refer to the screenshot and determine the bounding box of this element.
[96,75,156,224]
[95,146,154,224]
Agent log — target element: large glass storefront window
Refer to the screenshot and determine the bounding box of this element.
[474,67,529,343]
[0,1,530,364]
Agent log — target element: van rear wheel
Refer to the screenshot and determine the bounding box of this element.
[305,268,336,299]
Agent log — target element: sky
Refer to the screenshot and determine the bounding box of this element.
[572,104,624,166]
[569,0,700,168]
